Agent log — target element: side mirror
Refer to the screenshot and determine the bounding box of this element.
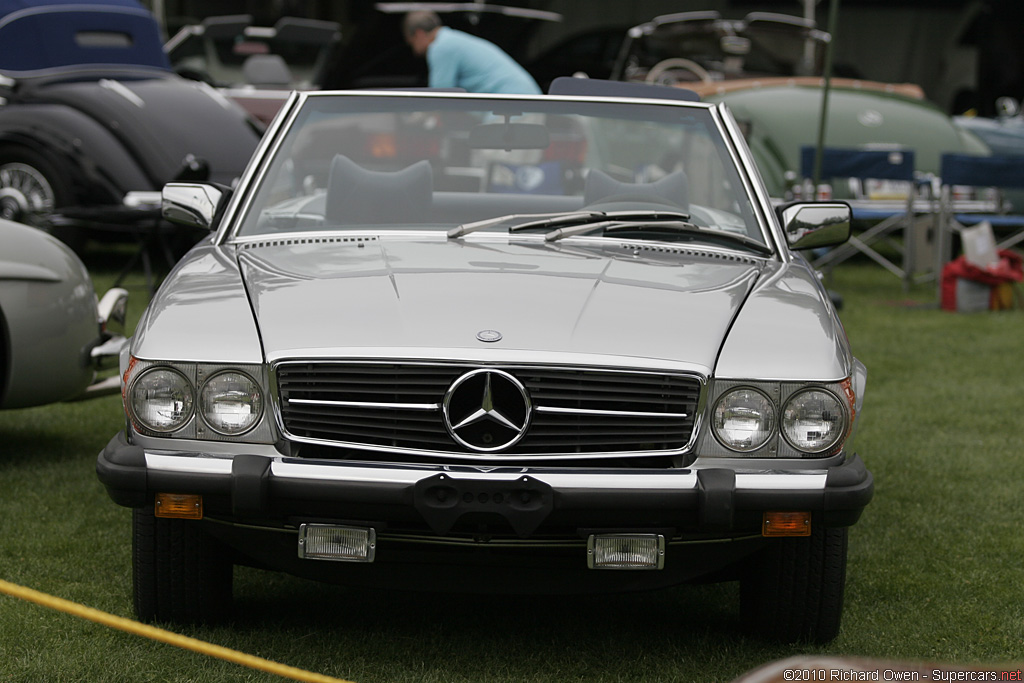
[779,202,851,250]
[162,182,230,231]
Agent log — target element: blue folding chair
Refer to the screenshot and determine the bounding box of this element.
[803,146,920,287]
[937,153,1024,267]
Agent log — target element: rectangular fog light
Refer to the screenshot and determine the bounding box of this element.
[588,534,665,570]
[298,524,376,563]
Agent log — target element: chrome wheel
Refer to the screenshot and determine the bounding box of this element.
[0,162,56,222]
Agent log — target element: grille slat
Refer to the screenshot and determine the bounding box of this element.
[277,362,700,458]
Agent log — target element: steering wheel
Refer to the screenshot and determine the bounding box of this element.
[645,58,713,86]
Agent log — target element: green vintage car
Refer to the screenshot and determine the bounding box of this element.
[692,78,990,197]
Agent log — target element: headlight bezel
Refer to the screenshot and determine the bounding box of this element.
[704,378,852,458]
[123,358,274,443]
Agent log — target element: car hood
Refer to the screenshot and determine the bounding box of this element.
[32,73,261,187]
[236,237,763,374]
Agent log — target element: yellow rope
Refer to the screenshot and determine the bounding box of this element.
[0,578,354,683]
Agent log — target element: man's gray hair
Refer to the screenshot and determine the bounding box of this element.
[403,10,442,37]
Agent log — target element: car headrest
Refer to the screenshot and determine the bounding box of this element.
[325,155,433,224]
[242,54,293,88]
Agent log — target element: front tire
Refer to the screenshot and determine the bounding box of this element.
[132,506,233,624]
[740,526,848,643]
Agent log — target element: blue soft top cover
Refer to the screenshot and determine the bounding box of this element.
[0,0,170,74]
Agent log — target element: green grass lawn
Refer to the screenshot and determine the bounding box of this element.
[2,259,1022,682]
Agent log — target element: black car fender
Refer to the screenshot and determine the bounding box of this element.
[0,102,153,205]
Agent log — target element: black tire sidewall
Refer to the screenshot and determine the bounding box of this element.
[740,525,849,644]
[131,505,233,624]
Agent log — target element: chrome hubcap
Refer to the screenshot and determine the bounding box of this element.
[0,163,55,221]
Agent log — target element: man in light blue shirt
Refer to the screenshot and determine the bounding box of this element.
[403,11,541,95]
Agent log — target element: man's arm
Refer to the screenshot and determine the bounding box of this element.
[427,39,460,89]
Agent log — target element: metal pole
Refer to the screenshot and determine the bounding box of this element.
[802,0,817,74]
[813,0,840,189]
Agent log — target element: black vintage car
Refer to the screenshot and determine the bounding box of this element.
[0,0,262,249]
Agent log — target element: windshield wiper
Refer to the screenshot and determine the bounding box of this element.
[513,209,692,232]
[544,217,773,255]
[448,209,692,238]
[448,208,769,254]
[448,210,607,238]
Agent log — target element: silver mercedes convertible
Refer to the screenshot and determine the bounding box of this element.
[96,79,872,643]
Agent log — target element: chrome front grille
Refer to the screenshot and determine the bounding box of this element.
[276,361,701,458]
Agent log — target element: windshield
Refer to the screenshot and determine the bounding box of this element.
[235,93,766,249]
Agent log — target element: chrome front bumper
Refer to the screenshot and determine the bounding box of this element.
[97,430,873,535]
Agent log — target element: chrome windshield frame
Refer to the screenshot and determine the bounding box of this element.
[218,89,779,257]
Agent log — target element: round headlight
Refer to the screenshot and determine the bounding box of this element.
[129,368,194,433]
[200,371,263,435]
[712,388,776,452]
[782,389,846,453]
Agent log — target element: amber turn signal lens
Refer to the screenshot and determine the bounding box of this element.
[762,511,811,537]
[154,493,203,520]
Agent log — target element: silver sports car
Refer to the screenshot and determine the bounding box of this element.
[96,80,872,643]
[1,218,126,408]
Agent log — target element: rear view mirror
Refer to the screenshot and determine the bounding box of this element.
[468,123,550,150]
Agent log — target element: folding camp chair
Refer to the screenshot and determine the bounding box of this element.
[936,153,1024,267]
[804,146,920,288]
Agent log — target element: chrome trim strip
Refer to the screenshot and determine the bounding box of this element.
[301,89,718,109]
[288,398,442,411]
[143,451,829,492]
[535,406,688,419]
[147,452,233,474]
[733,472,828,490]
[99,78,145,107]
[270,352,709,375]
[270,460,702,489]
[712,102,786,257]
[216,90,306,245]
[273,433,689,461]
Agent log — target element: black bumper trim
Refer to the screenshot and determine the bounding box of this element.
[95,431,147,508]
[697,468,736,531]
[232,454,272,517]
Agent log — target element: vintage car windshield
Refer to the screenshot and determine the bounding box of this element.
[235,93,766,249]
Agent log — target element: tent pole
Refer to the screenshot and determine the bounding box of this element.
[813,0,841,189]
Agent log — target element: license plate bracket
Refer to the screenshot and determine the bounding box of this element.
[412,473,553,537]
